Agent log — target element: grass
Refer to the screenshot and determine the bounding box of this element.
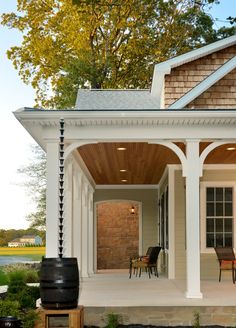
[0,247,45,261]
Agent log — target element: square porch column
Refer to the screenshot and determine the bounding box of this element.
[185,140,202,298]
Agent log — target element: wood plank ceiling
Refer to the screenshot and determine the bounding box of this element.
[78,142,236,185]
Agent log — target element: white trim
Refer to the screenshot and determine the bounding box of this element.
[14,109,236,150]
[159,166,168,187]
[203,164,236,170]
[153,35,236,72]
[95,184,159,189]
[151,66,171,107]
[169,56,236,109]
[200,181,236,253]
[72,149,96,189]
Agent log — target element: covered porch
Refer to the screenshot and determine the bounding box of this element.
[14,109,236,300]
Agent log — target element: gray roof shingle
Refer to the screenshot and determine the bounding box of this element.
[75,89,159,110]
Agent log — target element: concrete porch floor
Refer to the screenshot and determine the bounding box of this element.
[79,269,236,307]
[79,270,236,326]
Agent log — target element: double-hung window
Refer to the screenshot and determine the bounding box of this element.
[205,186,233,248]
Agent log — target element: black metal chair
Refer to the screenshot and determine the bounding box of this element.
[214,247,236,283]
[129,246,162,278]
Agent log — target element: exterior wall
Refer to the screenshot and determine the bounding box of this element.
[164,45,236,108]
[201,169,236,181]
[94,189,158,254]
[187,68,236,109]
[174,167,236,280]
[96,201,139,269]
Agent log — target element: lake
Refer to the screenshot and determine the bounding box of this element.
[0,256,34,266]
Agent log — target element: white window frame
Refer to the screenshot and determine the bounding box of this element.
[200,181,236,253]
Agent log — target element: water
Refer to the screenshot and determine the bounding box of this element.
[0,256,34,266]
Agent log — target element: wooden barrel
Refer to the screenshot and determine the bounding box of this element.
[39,257,79,309]
[0,317,21,328]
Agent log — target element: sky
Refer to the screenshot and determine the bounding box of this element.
[0,0,235,230]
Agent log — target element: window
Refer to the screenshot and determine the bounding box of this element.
[206,187,233,248]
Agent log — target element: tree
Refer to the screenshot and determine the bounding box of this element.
[17,145,46,231]
[2,0,231,109]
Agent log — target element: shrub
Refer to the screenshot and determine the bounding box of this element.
[25,269,39,283]
[0,268,8,286]
[7,270,26,294]
[104,313,121,328]
[6,270,40,310]
[0,268,40,328]
[0,299,20,317]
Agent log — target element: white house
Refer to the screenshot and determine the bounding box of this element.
[14,35,236,300]
[8,235,43,247]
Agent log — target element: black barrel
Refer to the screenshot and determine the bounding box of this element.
[39,257,79,309]
[0,317,21,328]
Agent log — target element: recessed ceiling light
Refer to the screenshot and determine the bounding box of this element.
[121,179,127,182]
[120,169,127,172]
[117,147,126,151]
[227,147,236,151]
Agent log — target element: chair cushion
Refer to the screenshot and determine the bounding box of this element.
[220,260,236,269]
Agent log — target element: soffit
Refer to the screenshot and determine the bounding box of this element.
[78,142,236,185]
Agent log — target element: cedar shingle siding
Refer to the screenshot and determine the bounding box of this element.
[165,45,236,108]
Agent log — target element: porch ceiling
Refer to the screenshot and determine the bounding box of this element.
[78,142,236,185]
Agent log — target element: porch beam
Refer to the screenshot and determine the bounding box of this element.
[184,140,202,298]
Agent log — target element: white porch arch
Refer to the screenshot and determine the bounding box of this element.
[200,140,236,172]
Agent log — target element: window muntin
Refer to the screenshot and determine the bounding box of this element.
[206,187,233,248]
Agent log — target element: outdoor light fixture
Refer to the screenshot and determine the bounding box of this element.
[120,169,127,172]
[227,147,236,151]
[117,147,126,150]
[121,179,127,182]
[130,206,135,214]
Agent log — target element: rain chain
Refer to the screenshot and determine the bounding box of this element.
[58,118,65,258]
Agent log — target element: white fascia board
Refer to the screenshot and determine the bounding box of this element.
[14,107,236,122]
[155,35,236,71]
[150,64,171,108]
[169,56,236,109]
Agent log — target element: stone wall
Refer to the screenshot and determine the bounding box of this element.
[97,202,139,269]
[84,306,236,327]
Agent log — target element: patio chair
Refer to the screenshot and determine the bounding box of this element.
[129,246,153,278]
[129,246,162,279]
[214,247,236,283]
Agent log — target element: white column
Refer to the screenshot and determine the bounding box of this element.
[88,186,94,275]
[46,141,59,258]
[64,158,73,257]
[81,179,89,277]
[185,140,202,298]
[72,170,82,273]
